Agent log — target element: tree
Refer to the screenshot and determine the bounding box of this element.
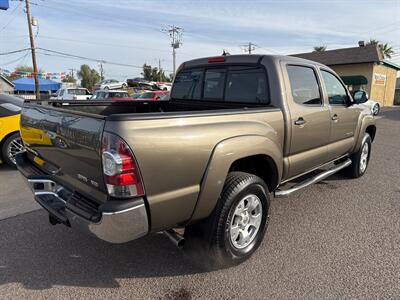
[77,64,100,90]
[367,39,395,59]
[6,65,44,81]
[141,64,171,82]
[62,74,77,84]
[313,46,327,52]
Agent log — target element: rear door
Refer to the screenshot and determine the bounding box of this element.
[284,64,331,177]
[320,69,361,160]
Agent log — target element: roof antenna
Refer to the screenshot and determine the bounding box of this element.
[222,49,230,56]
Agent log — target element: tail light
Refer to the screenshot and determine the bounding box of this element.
[101,132,144,198]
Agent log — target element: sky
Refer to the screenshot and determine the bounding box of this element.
[0,0,399,80]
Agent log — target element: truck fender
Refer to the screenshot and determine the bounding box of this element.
[189,135,283,222]
[352,115,376,153]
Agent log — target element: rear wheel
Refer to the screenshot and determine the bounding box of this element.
[185,172,270,267]
[2,132,23,167]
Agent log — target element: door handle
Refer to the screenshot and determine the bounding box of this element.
[294,117,306,126]
[331,114,339,121]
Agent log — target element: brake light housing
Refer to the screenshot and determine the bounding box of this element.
[101,132,144,198]
[208,56,225,63]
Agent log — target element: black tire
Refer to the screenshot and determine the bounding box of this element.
[122,83,127,89]
[185,172,270,268]
[344,133,372,178]
[373,104,380,116]
[1,132,22,167]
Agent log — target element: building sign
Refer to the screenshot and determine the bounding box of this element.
[0,0,9,10]
[373,73,387,86]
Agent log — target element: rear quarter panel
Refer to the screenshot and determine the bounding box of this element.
[105,109,284,231]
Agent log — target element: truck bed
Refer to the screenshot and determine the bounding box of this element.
[34,99,273,119]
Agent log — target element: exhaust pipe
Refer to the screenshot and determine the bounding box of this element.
[164,229,185,248]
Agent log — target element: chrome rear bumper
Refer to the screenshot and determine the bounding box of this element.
[26,178,149,244]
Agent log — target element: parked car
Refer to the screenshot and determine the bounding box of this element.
[91,90,133,101]
[51,88,92,101]
[0,93,24,167]
[17,54,376,267]
[353,91,380,115]
[133,90,169,101]
[158,83,172,91]
[95,79,127,90]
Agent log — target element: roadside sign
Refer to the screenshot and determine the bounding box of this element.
[0,0,9,10]
[373,73,387,86]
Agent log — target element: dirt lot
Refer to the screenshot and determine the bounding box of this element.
[0,108,399,299]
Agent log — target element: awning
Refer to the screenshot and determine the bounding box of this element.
[12,77,61,92]
[340,75,368,86]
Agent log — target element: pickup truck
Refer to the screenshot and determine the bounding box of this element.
[17,55,376,267]
[51,88,92,101]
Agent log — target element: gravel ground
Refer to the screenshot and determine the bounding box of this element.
[0,107,399,299]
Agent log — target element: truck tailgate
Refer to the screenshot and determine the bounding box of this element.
[20,104,108,203]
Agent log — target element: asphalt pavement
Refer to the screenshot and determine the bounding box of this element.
[0,108,399,299]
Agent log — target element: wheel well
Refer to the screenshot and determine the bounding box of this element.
[366,125,376,141]
[228,155,278,192]
[0,131,20,159]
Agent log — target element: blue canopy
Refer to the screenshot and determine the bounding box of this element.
[0,0,9,10]
[12,77,61,92]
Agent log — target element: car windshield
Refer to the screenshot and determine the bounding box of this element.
[109,92,129,98]
[68,89,89,95]
[138,92,155,98]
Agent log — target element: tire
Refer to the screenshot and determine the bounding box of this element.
[104,86,109,90]
[344,133,372,178]
[2,132,23,167]
[373,104,380,116]
[185,172,270,267]
[122,83,127,89]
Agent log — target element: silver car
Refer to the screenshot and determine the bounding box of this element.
[95,79,127,90]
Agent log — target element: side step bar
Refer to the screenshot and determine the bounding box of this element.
[274,158,352,198]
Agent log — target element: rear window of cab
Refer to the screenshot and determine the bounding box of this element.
[171,65,270,104]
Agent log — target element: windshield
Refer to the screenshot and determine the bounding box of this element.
[138,92,155,98]
[109,92,129,98]
[68,89,89,95]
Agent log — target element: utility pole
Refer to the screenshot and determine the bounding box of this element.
[158,58,161,82]
[241,42,256,54]
[99,63,104,80]
[162,25,183,77]
[24,0,40,100]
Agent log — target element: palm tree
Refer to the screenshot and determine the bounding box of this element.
[313,46,327,53]
[367,39,395,59]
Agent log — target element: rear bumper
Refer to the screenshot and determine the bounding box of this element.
[16,153,149,244]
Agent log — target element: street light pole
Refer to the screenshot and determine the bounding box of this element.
[24,0,40,100]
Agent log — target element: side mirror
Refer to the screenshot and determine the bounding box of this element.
[353,90,368,104]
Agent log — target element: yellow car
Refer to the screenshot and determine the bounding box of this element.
[0,94,24,167]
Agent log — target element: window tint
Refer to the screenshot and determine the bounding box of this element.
[225,67,269,103]
[321,70,348,105]
[204,69,226,100]
[287,65,321,105]
[171,69,203,100]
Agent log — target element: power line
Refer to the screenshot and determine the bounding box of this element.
[0,48,31,56]
[0,1,23,33]
[36,48,174,72]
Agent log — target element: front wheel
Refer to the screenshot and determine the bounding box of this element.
[2,132,24,167]
[344,133,372,178]
[373,104,380,116]
[185,172,270,267]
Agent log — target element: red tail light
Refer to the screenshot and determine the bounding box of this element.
[101,132,144,198]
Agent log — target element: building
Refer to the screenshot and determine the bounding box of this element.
[395,77,400,105]
[293,45,400,106]
[0,75,14,94]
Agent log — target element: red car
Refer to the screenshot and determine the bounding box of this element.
[133,91,169,101]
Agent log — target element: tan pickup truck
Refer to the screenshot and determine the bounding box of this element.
[17,55,376,266]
